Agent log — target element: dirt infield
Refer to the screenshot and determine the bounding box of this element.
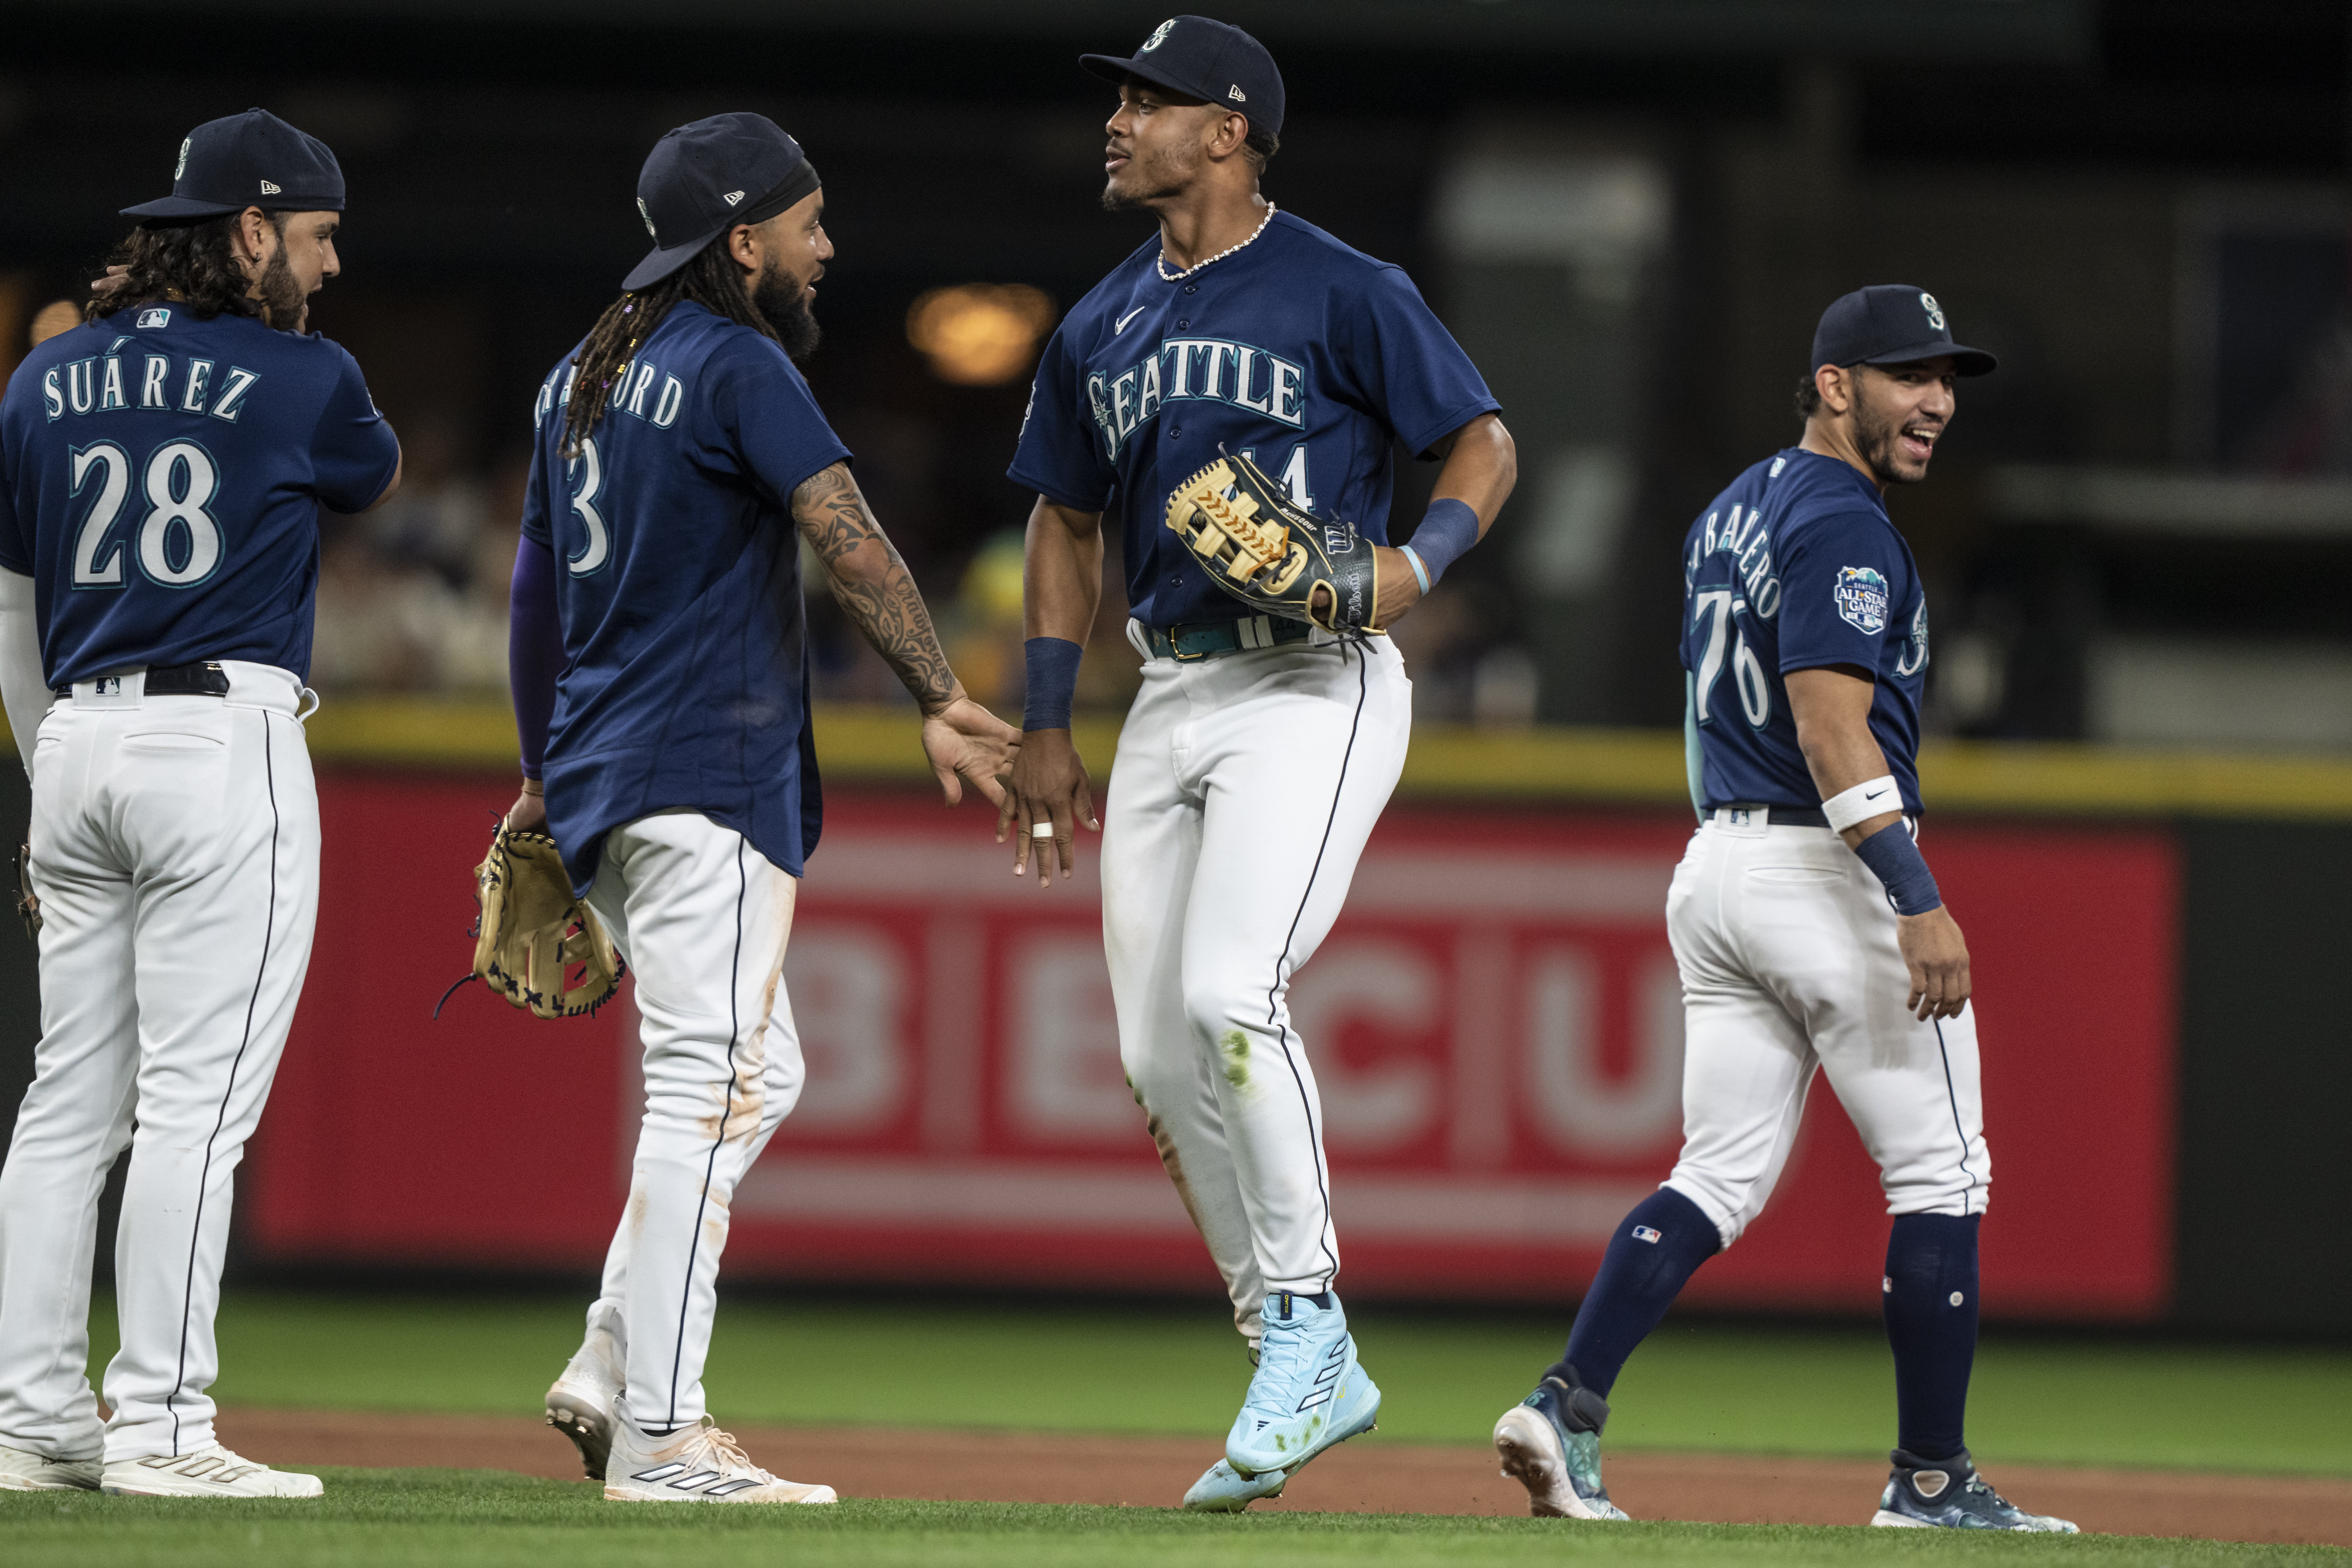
[216,1408,2352,1546]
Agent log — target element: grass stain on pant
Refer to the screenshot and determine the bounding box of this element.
[1219,1031,1250,1092]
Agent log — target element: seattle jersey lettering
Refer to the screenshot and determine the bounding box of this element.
[1087,337,1306,459]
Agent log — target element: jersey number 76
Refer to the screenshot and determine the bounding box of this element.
[1691,589,1770,728]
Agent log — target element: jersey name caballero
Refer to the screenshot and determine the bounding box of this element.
[1680,448,1931,816]
[522,302,849,892]
[0,306,398,687]
[1010,211,1498,630]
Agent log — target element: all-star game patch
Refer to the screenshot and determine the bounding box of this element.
[1834,566,1890,635]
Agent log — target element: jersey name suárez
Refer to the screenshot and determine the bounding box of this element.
[1010,212,1498,629]
[520,302,850,893]
[1680,448,1930,816]
[0,305,399,687]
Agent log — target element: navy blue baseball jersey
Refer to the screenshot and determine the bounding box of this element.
[1009,211,1498,629]
[0,305,399,687]
[522,301,849,891]
[1680,448,1930,815]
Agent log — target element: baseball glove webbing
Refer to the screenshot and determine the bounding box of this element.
[1166,451,1385,633]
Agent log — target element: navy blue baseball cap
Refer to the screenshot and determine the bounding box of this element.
[1812,285,1997,377]
[122,108,343,221]
[1082,16,1285,140]
[625,113,821,291]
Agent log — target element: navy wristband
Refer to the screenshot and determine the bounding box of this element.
[1403,498,1480,586]
[1852,821,1942,916]
[1022,637,1083,731]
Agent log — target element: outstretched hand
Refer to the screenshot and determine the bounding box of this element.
[923,695,1020,810]
[998,727,1100,887]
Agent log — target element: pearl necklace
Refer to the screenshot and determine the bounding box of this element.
[1156,203,1277,283]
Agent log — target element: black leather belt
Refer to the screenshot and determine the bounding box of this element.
[1720,802,1830,827]
[1143,616,1316,662]
[55,661,230,699]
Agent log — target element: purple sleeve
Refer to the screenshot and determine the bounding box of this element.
[509,533,563,779]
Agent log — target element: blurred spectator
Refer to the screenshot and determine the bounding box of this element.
[309,520,447,694]
[364,414,487,585]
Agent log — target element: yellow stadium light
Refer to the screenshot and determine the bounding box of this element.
[28,299,79,348]
[906,284,1056,387]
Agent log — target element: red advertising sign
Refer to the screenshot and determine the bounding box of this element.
[250,776,2177,1320]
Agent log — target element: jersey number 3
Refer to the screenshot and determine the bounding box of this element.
[1692,588,1771,728]
[566,437,611,577]
[68,440,225,590]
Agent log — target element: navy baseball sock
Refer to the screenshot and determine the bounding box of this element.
[1554,1187,1722,1398]
[1882,1213,1981,1463]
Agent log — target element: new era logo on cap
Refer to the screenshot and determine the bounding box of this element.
[260,180,281,194]
[1228,86,1246,101]
[722,190,745,206]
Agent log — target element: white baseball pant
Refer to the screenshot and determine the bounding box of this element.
[577,809,802,1435]
[1102,630,1412,1342]
[1662,810,1990,1248]
[0,662,318,1462]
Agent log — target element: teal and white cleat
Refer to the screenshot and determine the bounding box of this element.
[1493,1369,1629,1520]
[1220,1291,1382,1483]
[1183,1458,1290,1511]
[1871,1449,2078,1532]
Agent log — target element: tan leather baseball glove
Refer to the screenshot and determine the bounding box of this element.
[470,821,620,1019]
[1166,451,1385,632]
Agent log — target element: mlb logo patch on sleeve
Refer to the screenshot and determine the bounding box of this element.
[1632,1226,1663,1244]
[1834,566,1889,634]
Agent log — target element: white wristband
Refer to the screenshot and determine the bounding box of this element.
[1822,774,1903,833]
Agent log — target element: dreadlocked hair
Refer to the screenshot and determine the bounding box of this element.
[562,235,782,457]
[88,212,280,324]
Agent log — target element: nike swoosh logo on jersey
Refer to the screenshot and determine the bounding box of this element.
[1115,306,1148,333]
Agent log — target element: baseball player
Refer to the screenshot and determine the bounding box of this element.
[1491,287,2076,1534]
[1002,17,1517,1511]
[0,110,400,1497]
[511,113,1016,1505]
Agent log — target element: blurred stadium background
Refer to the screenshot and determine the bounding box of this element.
[1,0,2348,1353]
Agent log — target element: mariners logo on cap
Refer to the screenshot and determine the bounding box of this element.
[1143,17,1176,50]
[175,137,191,179]
[1920,292,1946,331]
[1834,566,1890,635]
[638,197,658,240]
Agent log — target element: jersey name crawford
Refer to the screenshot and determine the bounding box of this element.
[1088,337,1306,459]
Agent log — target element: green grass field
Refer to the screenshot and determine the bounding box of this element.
[6,1471,2348,1568]
[25,1290,2347,1567]
[89,1290,2352,1477]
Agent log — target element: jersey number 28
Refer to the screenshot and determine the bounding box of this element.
[1691,588,1771,728]
[67,440,225,590]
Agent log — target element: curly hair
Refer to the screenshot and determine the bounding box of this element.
[1794,371,1823,421]
[561,235,782,458]
[87,212,280,325]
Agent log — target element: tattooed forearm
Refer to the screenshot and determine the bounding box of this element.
[792,463,959,713]
[793,463,897,566]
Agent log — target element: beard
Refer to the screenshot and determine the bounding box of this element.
[253,244,307,331]
[1102,142,1198,212]
[753,261,821,362]
[1851,382,1925,487]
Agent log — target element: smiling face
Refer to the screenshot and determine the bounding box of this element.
[734,188,832,361]
[1842,358,1957,487]
[1102,81,1241,210]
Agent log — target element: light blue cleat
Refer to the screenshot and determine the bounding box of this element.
[1182,1458,1289,1512]
[1220,1291,1383,1483]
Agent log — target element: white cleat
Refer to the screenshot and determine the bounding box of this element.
[546,1311,626,1480]
[101,1444,324,1498]
[0,1443,99,1491]
[603,1415,836,1505]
